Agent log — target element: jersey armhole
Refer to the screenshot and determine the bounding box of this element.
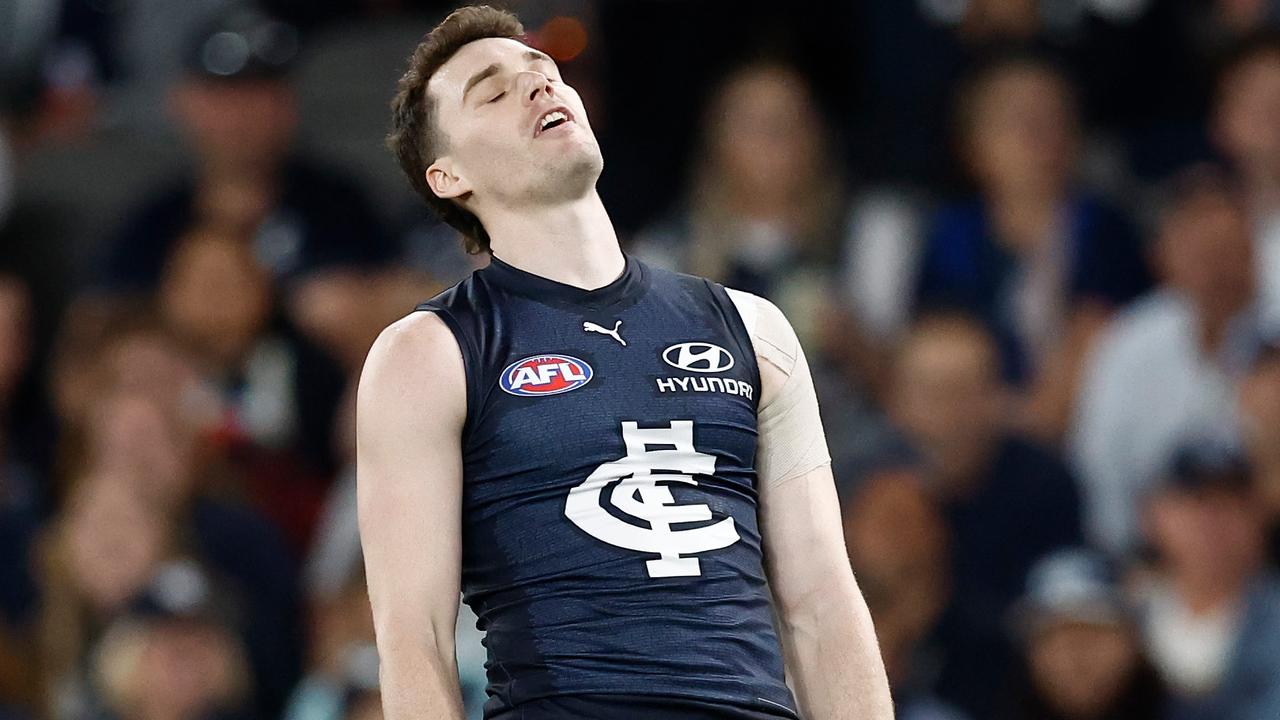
[712,284,762,413]
[724,287,759,346]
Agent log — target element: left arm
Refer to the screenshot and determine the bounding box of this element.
[735,291,894,720]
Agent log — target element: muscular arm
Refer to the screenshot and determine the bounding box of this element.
[731,291,894,720]
[357,311,467,720]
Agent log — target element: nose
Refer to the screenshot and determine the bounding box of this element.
[517,70,554,105]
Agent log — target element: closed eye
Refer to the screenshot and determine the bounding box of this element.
[488,91,506,104]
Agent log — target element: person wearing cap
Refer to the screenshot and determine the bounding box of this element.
[1133,445,1280,720]
[95,5,400,476]
[96,5,398,366]
[92,560,256,720]
[1001,548,1166,720]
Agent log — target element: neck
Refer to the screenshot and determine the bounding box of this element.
[484,189,624,289]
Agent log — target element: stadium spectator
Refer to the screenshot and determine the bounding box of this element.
[888,312,1083,718]
[1134,445,1280,719]
[156,226,294,450]
[631,59,845,349]
[1000,548,1167,720]
[1070,166,1260,556]
[34,471,176,719]
[843,465,970,720]
[43,314,303,716]
[155,222,346,494]
[95,6,397,356]
[914,52,1150,440]
[92,560,257,720]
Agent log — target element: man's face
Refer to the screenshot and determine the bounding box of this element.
[1147,485,1265,582]
[890,323,1005,486]
[158,231,272,368]
[967,66,1078,194]
[712,66,821,199]
[1158,192,1254,317]
[426,37,602,211]
[1028,621,1138,718]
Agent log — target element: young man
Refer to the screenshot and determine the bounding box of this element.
[357,6,892,719]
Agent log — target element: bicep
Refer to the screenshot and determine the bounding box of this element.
[357,312,467,651]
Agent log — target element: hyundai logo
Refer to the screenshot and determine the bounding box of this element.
[662,342,735,373]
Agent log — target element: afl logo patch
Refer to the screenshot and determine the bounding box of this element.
[500,355,593,396]
[662,342,735,373]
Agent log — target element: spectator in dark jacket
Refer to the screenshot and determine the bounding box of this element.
[888,311,1085,718]
[915,52,1151,441]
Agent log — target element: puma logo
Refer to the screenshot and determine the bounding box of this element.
[583,319,626,347]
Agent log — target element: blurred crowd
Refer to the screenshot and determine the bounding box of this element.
[6,1,1280,719]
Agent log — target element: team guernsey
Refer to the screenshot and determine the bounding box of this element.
[417,254,798,720]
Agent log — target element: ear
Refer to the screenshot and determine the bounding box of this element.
[426,158,472,200]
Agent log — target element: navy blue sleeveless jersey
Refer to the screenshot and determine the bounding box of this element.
[417,254,798,719]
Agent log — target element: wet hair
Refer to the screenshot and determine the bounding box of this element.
[387,5,525,255]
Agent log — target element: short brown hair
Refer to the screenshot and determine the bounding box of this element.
[387,5,525,255]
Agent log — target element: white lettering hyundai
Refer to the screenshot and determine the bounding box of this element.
[655,342,751,399]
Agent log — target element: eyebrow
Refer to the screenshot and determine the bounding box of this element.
[462,50,557,102]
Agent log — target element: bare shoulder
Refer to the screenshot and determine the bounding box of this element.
[358,311,466,426]
[724,289,801,409]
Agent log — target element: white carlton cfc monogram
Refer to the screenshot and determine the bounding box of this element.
[564,420,740,578]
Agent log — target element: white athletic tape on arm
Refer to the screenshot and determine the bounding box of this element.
[727,289,832,486]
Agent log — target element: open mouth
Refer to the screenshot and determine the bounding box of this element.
[534,107,574,137]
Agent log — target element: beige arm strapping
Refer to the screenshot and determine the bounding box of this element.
[727,289,832,487]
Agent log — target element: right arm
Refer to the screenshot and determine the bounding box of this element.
[357,311,467,720]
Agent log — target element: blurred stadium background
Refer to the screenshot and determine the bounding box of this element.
[4,0,1280,719]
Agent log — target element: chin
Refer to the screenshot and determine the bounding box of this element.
[534,143,604,200]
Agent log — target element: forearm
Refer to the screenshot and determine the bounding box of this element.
[779,569,894,720]
[378,641,465,720]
